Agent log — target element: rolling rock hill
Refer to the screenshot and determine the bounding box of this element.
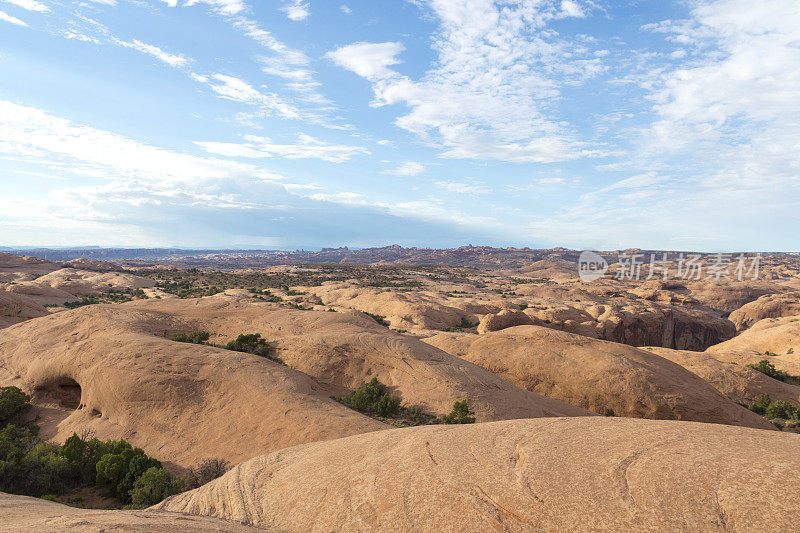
[1,250,799,531]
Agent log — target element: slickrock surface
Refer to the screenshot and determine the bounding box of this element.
[0,492,263,532]
[0,301,387,470]
[0,295,588,470]
[424,325,774,429]
[0,289,49,328]
[646,346,800,407]
[728,293,800,331]
[155,417,800,532]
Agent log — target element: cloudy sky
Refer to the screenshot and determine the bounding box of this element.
[0,0,797,250]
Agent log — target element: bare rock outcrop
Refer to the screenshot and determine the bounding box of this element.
[0,289,49,328]
[477,309,534,333]
[424,325,773,429]
[729,293,800,331]
[0,492,262,532]
[646,346,800,407]
[155,417,800,532]
[0,295,588,469]
[0,302,387,470]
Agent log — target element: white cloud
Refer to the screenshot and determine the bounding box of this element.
[281,0,309,21]
[0,9,26,25]
[185,0,245,16]
[0,99,281,185]
[388,161,426,176]
[558,0,584,18]
[114,39,189,68]
[1,0,49,12]
[326,42,404,80]
[195,134,369,163]
[340,4,351,14]
[328,1,607,164]
[435,180,492,195]
[202,74,300,120]
[639,0,800,189]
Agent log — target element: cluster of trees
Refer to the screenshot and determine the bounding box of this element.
[337,378,476,426]
[0,386,184,507]
[748,393,799,429]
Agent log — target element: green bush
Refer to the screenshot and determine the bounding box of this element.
[173,330,210,344]
[130,466,182,506]
[0,442,73,497]
[746,360,793,382]
[604,408,616,417]
[442,400,476,424]
[95,441,161,502]
[0,386,31,426]
[766,400,798,421]
[376,394,401,417]
[225,333,273,357]
[748,393,772,416]
[340,378,401,418]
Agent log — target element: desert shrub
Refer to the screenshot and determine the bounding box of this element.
[442,400,476,424]
[0,424,38,457]
[225,333,273,357]
[746,360,793,382]
[748,393,772,416]
[186,458,230,489]
[340,378,401,418]
[173,330,210,344]
[403,405,434,426]
[95,441,162,502]
[0,386,31,426]
[604,408,616,417]
[0,442,73,497]
[376,394,401,417]
[364,312,390,327]
[766,400,798,421]
[130,466,182,506]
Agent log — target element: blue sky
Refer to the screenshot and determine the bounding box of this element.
[0,0,798,250]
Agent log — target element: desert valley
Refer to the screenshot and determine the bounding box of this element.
[0,247,799,531]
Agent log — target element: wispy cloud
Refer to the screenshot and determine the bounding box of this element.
[0,9,26,25]
[435,180,492,195]
[387,161,426,176]
[195,134,369,162]
[1,0,49,13]
[114,38,190,67]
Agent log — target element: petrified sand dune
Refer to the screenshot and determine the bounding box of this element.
[4,281,80,307]
[122,295,590,421]
[646,346,800,407]
[28,267,156,296]
[155,417,800,532]
[0,295,588,471]
[0,252,61,282]
[708,315,800,357]
[477,308,533,333]
[0,492,262,532]
[729,292,800,331]
[424,325,773,429]
[0,303,387,470]
[310,284,481,330]
[0,289,49,328]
